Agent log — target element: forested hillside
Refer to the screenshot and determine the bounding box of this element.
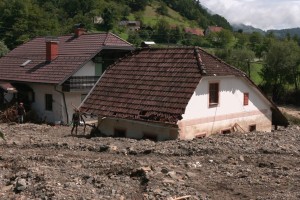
[0,0,299,105]
[0,0,230,49]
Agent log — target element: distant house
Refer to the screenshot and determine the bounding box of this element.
[93,16,103,24]
[119,21,141,31]
[0,28,134,124]
[184,28,204,36]
[80,47,288,140]
[205,26,224,35]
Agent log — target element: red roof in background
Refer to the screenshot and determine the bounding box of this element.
[0,33,133,84]
[80,47,245,124]
[184,28,204,36]
[207,26,223,33]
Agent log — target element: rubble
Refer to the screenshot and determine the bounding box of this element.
[0,123,300,199]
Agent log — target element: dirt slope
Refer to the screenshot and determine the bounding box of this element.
[0,123,300,200]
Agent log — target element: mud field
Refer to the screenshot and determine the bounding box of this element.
[0,123,300,200]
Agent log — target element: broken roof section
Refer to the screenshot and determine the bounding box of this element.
[80,47,288,127]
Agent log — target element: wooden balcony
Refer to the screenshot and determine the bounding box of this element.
[62,76,100,92]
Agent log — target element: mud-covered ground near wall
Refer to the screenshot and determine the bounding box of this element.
[0,123,300,200]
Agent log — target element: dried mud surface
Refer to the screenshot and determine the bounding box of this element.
[0,123,300,200]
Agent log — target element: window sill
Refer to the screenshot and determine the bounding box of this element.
[209,103,219,108]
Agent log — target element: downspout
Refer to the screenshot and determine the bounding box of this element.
[54,85,69,124]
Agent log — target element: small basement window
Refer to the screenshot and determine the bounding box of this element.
[249,124,256,132]
[221,129,231,134]
[114,128,126,137]
[142,132,157,141]
[209,82,219,107]
[244,93,249,106]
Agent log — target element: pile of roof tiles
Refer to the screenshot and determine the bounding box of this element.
[0,105,17,123]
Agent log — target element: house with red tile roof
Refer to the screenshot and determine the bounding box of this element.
[0,28,134,124]
[205,26,224,35]
[80,47,288,140]
[184,28,204,36]
[119,21,141,31]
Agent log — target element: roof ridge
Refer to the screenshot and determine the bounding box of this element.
[105,32,133,46]
[198,47,247,76]
[194,47,207,75]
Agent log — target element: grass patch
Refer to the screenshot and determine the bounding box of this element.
[250,62,263,85]
[142,2,196,27]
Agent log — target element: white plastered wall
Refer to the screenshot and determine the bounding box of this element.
[64,92,85,124]
[29,84,85,124]
[73,61,95,76]
[178,76,272,140]
[97,117,179,141]
[29,84,64,123]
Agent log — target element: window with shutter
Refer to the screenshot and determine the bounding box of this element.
[244,93,249,106]
[209,83,219,107]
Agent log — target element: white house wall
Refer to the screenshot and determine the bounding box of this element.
[97,117,178,141]
[64,92,85,124]
[73,61,95,76]
[29,84,64,123]
[179,76,272,139]
[29,83,86,124]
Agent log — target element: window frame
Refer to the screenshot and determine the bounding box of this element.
[209,82,220,107]
[249,124,256,132]
[114,128,126,137]
[45,94,53,111]
[244,92,249,106]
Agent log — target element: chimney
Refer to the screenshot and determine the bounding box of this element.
[45,37,59,62]
[75,27,85,37]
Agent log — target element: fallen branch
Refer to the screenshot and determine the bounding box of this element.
[171,195,192,200]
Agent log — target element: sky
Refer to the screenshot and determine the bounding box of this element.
[200,0,300,30]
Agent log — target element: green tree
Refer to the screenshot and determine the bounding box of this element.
[0,41,9,57]
[217,29,234,48]
[127,31,142,47]
[249,32,264,57]
[157,2,168,16]
[229,48,255,77]
[101,6,118,31]
[260,40,300,101]
[152,18,171,43]
[126,0,149,11]
[234,32,249,49]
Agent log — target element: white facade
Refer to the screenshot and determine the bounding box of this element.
[73,61,96,76]
[178,76,272,139]
[28,61,97,124]
[29,84,63,123]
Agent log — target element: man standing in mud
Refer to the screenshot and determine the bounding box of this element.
[71,109,84,135]
[17,102,26,124]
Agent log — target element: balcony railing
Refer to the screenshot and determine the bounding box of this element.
[62,76,100,92]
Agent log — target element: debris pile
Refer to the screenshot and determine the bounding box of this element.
[0,123,300,199]
[0,105,17,123]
